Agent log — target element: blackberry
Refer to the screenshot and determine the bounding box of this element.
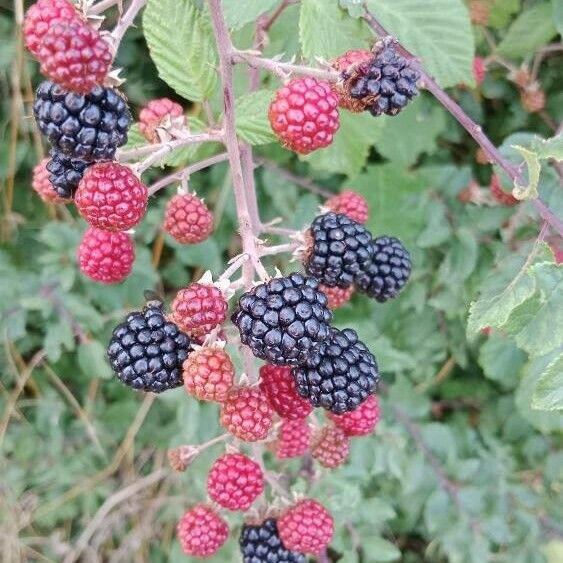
[34,80,131,161]
[356,236,412,302]
[107,300,192,393]
[293,327,379,414]
[345,43,420,117]
[231,273,332,367]
[240,519,305,563]
[303,212,374,288]
[46,150,90,199]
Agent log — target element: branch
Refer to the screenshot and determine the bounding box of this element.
[361,2,563,237]
[109,0,146,53]
[90,0,122,15]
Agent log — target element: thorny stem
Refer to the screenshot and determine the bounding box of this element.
[90,0,123,15]
[360,2,563,237]
[109,0,146,52]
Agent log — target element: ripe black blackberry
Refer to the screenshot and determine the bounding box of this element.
[240,519,305,563]
[107,300,192,393]
[293,327,379,414]
[46,150,90,199]
[356,236,412,302]
[303,212,374,288]
[34,80,132,162]
[231,273,332,367]
[345,42,420,117]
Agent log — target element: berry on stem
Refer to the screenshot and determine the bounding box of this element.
[324,190,369,224]
[231,273,333,367]
[473,57,486,86]
[319,284,354,310]
[182,345,234,402]
[278,499,334,555]
[303,212,374,289]
[207,453,264,511]
[47,150,90,200]
[107,300,192,393]
[23,0,79,57]
[273,418,311,460]
[32,158,69,204]
[328,395,380,436]
[75,162,148,231]
[177,504,229,558]
[240,518,306,563]
[171,283,228,341]
[78,227,135,284]
[220,386,274,442]
[164,193,214,245]
[259,364,313,419]
[139,98,186,143]
[34,81,131,161]
[268,77,340,155]
[331,49,373,111]
[311,424,350,469]
[37,20,112,93]
[293,327,379,414]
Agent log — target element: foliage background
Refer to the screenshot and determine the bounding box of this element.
[0,0,562,561]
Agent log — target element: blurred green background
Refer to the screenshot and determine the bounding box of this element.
[1,1,562,562]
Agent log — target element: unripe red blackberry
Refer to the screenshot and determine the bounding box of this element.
[171,283,228,341]
[32,158,69,204]
[78,227,135,284]
[303,212,374,289]
[328,394,380,436]
[278,499,334,555]
[324,190,369,224]
[469,0,490,25]
[259,364,313,420]
[220,386,274,442]
[268,77,340,155]
[37,20,112,93]
[490,175,519,206]
[473,57,486,86]
[23,0,79,57]
[182,345,234,402]
[293,327,379,414]
[163,193,214,244]
[521,85,546,113]
[231,273,332,367]
[207,453,264,511]
[319,284,354,310]
[177,504,229,558]
[273,418,311,460]
[240,518,306,563]
[34,81,131,161]
[311,425,350,469]
[355,236,412,302]
[75,162,148,231]
[139,98,186,143]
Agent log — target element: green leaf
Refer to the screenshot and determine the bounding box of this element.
[362,536,401,561]
[78,341,113,380]
[235,91,277,145]
[478,334,527,386]
[299,0,366,60]
[143,0,217,101]
[417,200,452,248]
[376,97,447,167]
[363,0,474,87]
[512,145,541,200]
[223,0,278,30]
[488,0,522,29]
[532,352,563,410]
[497,3,558,58]
[552,0,563,35]
[301,112,384,177]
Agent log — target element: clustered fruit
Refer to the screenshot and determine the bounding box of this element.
[25,1,212,287]
[26,5,414,557]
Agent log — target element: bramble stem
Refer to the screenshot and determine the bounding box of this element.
[110,0,146,52]
[90,0,122,15]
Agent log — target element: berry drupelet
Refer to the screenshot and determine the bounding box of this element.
[240,518,306,563]
[34,80,132,161]
[303,212,374,288]
[232,273,333,367]
[356,236,412,302]
[293,327,380,414]
[107,300,192,393]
